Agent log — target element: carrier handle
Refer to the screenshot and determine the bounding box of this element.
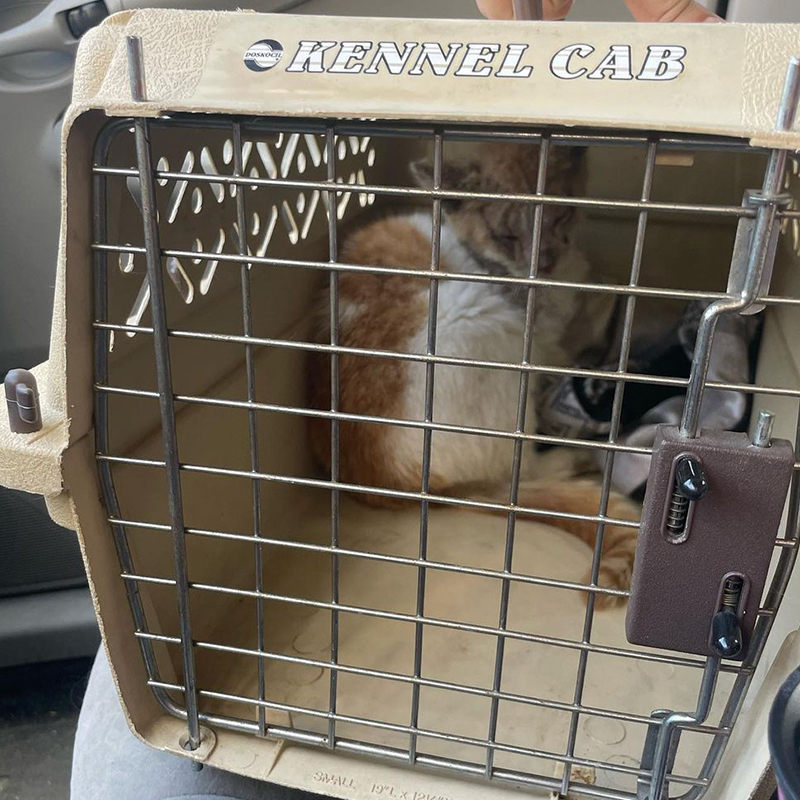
[512,0,545,20]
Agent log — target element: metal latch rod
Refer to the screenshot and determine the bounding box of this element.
[647,56,800,800]
[679,57,800,441]
[645,657,720,800]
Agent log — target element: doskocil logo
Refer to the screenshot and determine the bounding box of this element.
[244,39,284,72]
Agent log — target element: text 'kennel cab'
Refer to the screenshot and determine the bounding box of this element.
[3,8,800,800]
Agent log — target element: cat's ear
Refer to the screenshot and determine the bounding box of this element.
[410,158,481,206]
[546,146,585,195]
[409,158,434,189]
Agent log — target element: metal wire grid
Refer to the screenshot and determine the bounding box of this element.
[91,109,800,800]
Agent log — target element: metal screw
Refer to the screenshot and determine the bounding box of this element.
[752,410,775,448]
[776,57,800,133]
[127,35,146,103]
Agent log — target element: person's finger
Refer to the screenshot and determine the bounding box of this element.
[476,0,514,20]
[476,0,575,21]
[622,0,723,22]
[543,1,575,19]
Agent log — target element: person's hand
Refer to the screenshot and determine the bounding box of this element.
[476,0,723,22]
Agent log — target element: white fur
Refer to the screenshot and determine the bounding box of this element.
[375,213,597,489]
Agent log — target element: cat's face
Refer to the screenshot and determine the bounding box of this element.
[411,143,582,277]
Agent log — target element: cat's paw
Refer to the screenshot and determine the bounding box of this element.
[583,561,631,610]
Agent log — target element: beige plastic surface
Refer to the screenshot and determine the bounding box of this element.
[6,10,800,504]
[73,158,797,799]
[89,345,741,797]
[2,8,800,800]
[67,11,800,146]
[194,494,731,796]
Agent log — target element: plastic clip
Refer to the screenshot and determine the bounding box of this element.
[4,369,42,434]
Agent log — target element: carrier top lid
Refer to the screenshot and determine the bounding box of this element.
[71,9,800,148]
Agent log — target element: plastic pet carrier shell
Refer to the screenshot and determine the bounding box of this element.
[5,9,800,800]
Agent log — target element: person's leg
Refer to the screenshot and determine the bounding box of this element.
[70,647,320,800]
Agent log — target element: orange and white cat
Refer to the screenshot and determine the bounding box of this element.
[310,143,638,605]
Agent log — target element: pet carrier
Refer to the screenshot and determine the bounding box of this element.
[3,9,800,800]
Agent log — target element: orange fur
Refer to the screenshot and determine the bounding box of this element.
[309,217,450,505]
[470,479,639,609]
[308,143,639,603]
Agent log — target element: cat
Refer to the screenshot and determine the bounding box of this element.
[309,142,639,607]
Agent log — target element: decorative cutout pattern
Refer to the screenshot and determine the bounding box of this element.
[119,129,377,337]
[200,228,226,296]
[782,155,800,255]
[166,257,194,304]
[257,206,279,257]
[301,191,321,241]
[166,151,195,224]
[119,252,135,273]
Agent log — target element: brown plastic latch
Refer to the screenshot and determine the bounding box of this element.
[626,422,795,660]
[4,369,42,434]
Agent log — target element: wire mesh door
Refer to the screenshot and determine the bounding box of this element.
[90,46,800,800]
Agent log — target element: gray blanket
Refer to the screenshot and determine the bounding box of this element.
[536,301,761,497]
